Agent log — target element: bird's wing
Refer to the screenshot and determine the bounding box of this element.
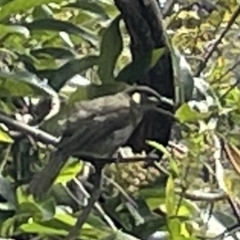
[58,102,143,159]
[42,92,132,136]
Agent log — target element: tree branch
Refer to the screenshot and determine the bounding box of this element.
[195,5,240,77]
[176,189,227,202]
[65,170,102,240]
[0,112,58,145]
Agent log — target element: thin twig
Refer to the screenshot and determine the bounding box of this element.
[65,171,102,240]
[227,196,240,225]
[219,77,240,101]
[176,189,227,202]
[212,59,240,85]
[0,112,58,145]
[103,175,138,208]
[70,178,117,230]
[195,5,240,77]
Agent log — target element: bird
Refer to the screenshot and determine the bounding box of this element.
[27,85,173,198]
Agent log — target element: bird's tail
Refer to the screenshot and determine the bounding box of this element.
[28,150,69,199]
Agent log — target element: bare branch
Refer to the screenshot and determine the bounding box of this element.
[195,5,240,77]
[65,170,102,240]
[0,112,58,145]
[176,189,227,202]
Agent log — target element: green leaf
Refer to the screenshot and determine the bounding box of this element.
[66,0,109,19]
[139,187,165,199]
[0,0,13,7]
[0,175,16,208]
[0,129,13,143]
[45,55,99,91]
[85,213,109,231]
[55,158,83,184]
[20,222,69,236]
[147,141,171,158]
[149,48,166,68]
[0,24,30,39]
[0,71,52,97]
[165,176,175,216]
[167,49,194,105]
[116,48,165,84]
[16,187,55,221]
[161,32,194,105]
[24,19,98,46]
[0,0,65,21]
[97,15,123,83]
[0,213,26,237]
[38,198,56,221]
[20,212,110,239]
[175,103,210,123]
[16,186,35,205]
[168,219,182,239]
[31,47,75,59]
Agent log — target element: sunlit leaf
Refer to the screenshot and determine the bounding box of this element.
[20,212,110,238]
[165,176,175,216]
[0,129,13,143]
[147,141,171,158]
[0,71,52,97]
[0,24,30,39]
[24,19,98,46]
[0,0,65,21]
[54,158,83,184]
[176,103,210,123]
[66,1,109,19]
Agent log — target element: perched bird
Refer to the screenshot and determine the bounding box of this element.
[28,86,172,198]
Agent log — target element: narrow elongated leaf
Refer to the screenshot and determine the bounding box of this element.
[0,0,65,21]
[0,129,13,143]
[46,55,99,91]
[0,71,55,97]
[165,176,175,216]
[175,52,194,103]
[31,47,75,59]
[66,1,108,19]
[0,175,16,207]
[97,15,123,83]
[20,212,110,238]
[0,24,30,39]
[24,19,98,46]
[55,159,83,184]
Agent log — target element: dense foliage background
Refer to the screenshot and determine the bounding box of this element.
[0,0,240,239]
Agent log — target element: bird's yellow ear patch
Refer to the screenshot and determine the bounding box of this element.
[131,92,141,103]
[131,92,160,104]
